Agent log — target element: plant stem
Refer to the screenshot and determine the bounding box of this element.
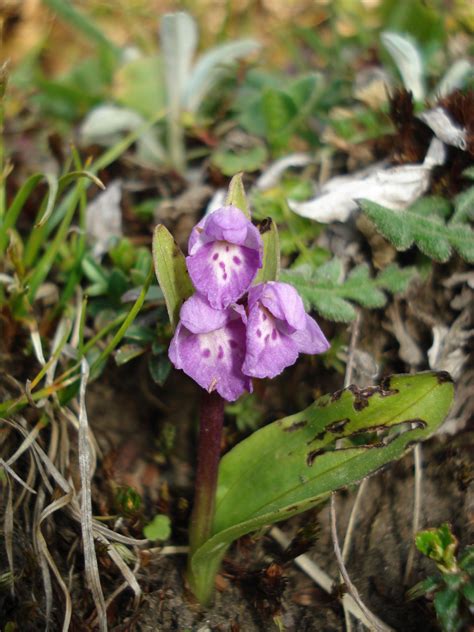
[187,390,225,604]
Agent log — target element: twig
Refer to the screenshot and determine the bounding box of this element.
[403,444,423,584]
[330,496,394,632]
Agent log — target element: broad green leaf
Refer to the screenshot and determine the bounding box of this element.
[254,218,280,283]
[451,185,474,224]
[189,371,453,604]
[148,354,172,386]
[359,199,474,263]
[152,224,193,329]
[280,260,416,322]
[211,145,268,176]
[225,173,250,218]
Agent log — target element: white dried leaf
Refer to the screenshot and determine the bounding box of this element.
[86,180,123,258]
[381,31,425,101]
[418,107,467,150]
[289,138,445,223]
[256,153,312,190]
[435,58,473,97]
[205,188,226,215]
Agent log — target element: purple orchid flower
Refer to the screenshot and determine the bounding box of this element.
[242,281,330,379]
[186,206,263,310]
[169,293,252,402]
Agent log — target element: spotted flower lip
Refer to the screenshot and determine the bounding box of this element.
[169,293,252,402]
[242,281,330,379]
[186,206,263,310]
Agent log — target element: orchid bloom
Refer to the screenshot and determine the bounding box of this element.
[169,293,251,402]
[186,206,263,310]
[242,282,330,379]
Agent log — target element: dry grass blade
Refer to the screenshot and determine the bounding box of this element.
[4,475,14,595]
[78,359,108,632]
[330,495,394,632]
[0,457,37,494]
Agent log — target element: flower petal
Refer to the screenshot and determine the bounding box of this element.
[242,300,299,379]
[187,241,261,309]
[290,314,331,354]
[257,282,307,332]
[169,318,251,401]
[188,206,263,256]
[180,293,230,334]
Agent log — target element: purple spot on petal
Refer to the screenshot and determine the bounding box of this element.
[264,334,270,344]
[233,256,241,265]
[217,346,224,360]
[219,261,225,269]
[223,273,228,280]
[271,329,277,340]
[262,313,267,321]
[256,329,262,337]
[212,253,219,261]
[202,349,211,358]
[225,246,229,252]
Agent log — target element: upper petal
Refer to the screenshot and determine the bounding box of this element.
[186,241,261,309]
[257,282,307,332]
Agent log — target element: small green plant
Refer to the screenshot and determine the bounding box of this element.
[408,523,474,632]
[153,174,454,605]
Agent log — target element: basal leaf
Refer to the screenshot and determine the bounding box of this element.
[152,224,193,329]
[189,372,453,604]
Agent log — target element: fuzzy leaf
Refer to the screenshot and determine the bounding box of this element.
[451,186,474,224]
[280,260,416,322]
[359,199,474,263]
[152,224,193,329]
[211,145,268,176]
[189,372,454,603]
[381,31,425,101]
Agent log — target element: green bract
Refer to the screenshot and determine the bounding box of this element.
[188,371,453,604]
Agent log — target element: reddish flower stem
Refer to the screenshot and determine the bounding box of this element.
[189,390,225,556]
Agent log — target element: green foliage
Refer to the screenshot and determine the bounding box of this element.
[254,218,280,284]
[189,371,454,605]
[225,172,251,218]
[152,224,193,330]
[359,198,474,263]
[236,71,322,153]
[143,514,172,541]
[281,259,417,322]
[409,524,474,632]
[211,145,268,176]
[226,393,265,433]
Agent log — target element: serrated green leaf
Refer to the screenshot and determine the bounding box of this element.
[359,198,474,263]
[152,224,193,329]
[189,371,454,604]
[280,260,415,322]
[451,186,474,224]
[225,173,250,218]
[254,218,280,284]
